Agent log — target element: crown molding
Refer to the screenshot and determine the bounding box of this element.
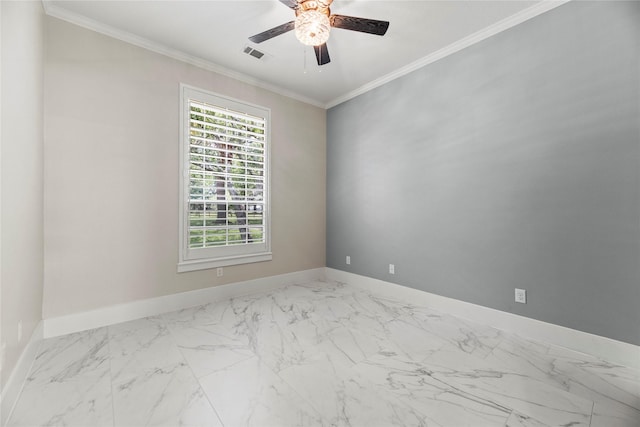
[41,1,326,109]
[42,0,570,110]
[325,0,571,109]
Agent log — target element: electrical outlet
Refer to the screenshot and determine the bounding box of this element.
[18,320,23,343]
[515,288,527,304]
[346,256,351,265]
[389,264,395,274]
[217,267,224,277]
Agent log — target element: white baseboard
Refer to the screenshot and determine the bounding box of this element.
[1,322,43,427]
[326,268,640,370]
[43,268,325,338]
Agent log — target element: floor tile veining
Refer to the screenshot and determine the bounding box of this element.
[7,281,640,426]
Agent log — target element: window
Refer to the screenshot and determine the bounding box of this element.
[178,85,271,272]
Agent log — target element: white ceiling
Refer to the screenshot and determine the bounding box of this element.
[43,0,565,108]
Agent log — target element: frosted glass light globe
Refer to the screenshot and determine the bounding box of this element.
[295,10,331,46]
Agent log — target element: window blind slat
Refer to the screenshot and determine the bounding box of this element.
[190,102,266,126]
[190,120,265,140]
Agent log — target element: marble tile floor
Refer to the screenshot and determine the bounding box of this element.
[6,280,640,427]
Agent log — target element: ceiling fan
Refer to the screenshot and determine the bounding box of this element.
[248,0,390,66]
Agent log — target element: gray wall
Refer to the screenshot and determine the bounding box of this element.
[326,1,640,345]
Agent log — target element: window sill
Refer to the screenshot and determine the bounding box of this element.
[177,252,272,273]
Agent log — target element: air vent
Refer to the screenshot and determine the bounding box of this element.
[243,46,265,60]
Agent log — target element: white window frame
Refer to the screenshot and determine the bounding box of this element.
[178,84,272,272]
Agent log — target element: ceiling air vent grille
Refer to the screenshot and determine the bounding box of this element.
[243,46,265,60]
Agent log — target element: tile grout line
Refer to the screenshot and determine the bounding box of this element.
[162,311,228,427]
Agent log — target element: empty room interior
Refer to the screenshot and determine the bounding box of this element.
[1,0,639,426]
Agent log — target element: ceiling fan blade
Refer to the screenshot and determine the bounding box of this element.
[314,43,330,66]
[249,21,295,44]
[330,15,389,36]
[279,0,299,9]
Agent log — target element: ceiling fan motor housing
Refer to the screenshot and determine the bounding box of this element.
[296,0,333,17]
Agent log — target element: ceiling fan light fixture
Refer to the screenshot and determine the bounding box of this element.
[295,10,331,46]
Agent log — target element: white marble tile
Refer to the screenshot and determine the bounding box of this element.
[273,344,361,425]
[112,359,221,427]
[8,371,113,427]
[27,327,110,384]
[505,411,554,427]
[108,316,181,379]
[382,318,459,358]
[546,343,640,410]
[591,400,640,427]
[229,298,311,371]
[8,328,113,427]
[6,280,640,427]
[402,307,505,358]
[199,356,327,426]
[351,355,512,426]
[108,316,222,426]
[163,300,240,330]
[163,302,256,379]
[168,321,255,378]
[331,375,432,427]
[425,346,595,427]
[316,324,379,364]
[226,287,355,373]
[489,332,640,421]
[323,283,505,360]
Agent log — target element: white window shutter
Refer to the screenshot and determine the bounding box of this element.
[179,85,271,272]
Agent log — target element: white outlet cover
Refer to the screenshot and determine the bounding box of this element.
[346,256,351,265]
[515,288,527,304]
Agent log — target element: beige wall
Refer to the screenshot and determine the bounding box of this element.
[43,17,326,319]
[1,1,45,389]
